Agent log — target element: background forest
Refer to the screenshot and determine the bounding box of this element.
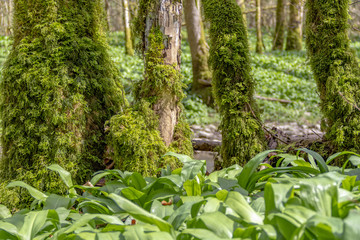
[0,0,360,239]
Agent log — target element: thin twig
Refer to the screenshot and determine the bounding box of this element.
[338,91,360,112]
[247,103,289,145]
[350,0,360,5]
[311,129,322,139]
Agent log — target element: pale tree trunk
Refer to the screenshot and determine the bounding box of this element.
[184,0,212,105]
[122,0,134,55]
[143,0,184,146]
[286,0,302,51]
[272,0,285,50]
[236,0,246,24]
[255,0,264,54]
[104,0,110,30]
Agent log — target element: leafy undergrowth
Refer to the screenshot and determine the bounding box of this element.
[1,150,360,239]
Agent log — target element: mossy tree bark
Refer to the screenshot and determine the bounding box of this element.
[272,0,286,50]
[306,0,360,152]
[203,0,266,166]
[123,0,134,56]
[184,0,213,105]
[286,0,302,51]
[0,0,125,207]
[255,0,264,54]
[135,0,192,150]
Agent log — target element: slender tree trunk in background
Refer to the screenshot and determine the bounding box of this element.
[306,0,360,152]
[122,0,134,55]
[203,0,266,166]
[104,0,110,30]
[272,0,285,50]
[236,0,247,24]
[184,0,213,105]
[256,0,264,53]
[286,0,302,50]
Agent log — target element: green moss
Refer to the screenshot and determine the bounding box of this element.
[306,0,360,152]
[203,0,266,166]
[0,0,125,207]
[108,5,192,175]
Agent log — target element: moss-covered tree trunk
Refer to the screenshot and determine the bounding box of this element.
[0,0,124,207]
[306,0,360,152]
[135,0,192,149]
[255,0,264,54]
[286,0,302,51]
[272,0,286,50]
[123,0,134,56]
[184,0,213,105]
[203,0,266,166]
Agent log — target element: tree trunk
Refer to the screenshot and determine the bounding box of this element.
[236,0,247,24]
[286,0,302,51]
[136,0,191,148]
[203,0,266,167]
[0,0,125,207]
[272,0,286,50]
[256,0,264,53]
[122,0,134,55]
[184,0,213,105]
[306,0,360,152]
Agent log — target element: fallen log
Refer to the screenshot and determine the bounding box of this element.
[192,134,323,152]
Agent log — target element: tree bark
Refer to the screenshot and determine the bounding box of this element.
[203,0,266,166]
[122,0,134,55]
[236,0,247,24]
[142,0,184,147]
[286,0,302,51]
[0,0,125,207]
[306,0,360,152]
[184,0,213,105]
[272,0,286,50]
[256,0,264,54]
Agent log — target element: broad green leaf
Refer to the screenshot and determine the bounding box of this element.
[55,214,123,236]
[47,164,76,196]
[0,205,11,220]
[238,150,276,189]
[195,211,236,238]
[121,187,145,202]
[129,172,147,190]
[164,152,206,180]
[7,181,47,201]
[167,200,205,230]
[183,178,201,196]
[224,191,263,225]
[0,222,19,239]
[343,210,360,239]
[305,215,343,239]
[43,194,71,210]
[180,228,225,240]
[108,193,173,234]
[264,182,294,214]
[77,200,111,214]
[18,210,49,240]
[297,148,329,173]
[150,200,174,219]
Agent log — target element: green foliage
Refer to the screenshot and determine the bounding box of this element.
[108,101,167,176]
[0,0,125,208]
[203,0,266,166]
[1,150,360,239]
[306,0,360,152]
